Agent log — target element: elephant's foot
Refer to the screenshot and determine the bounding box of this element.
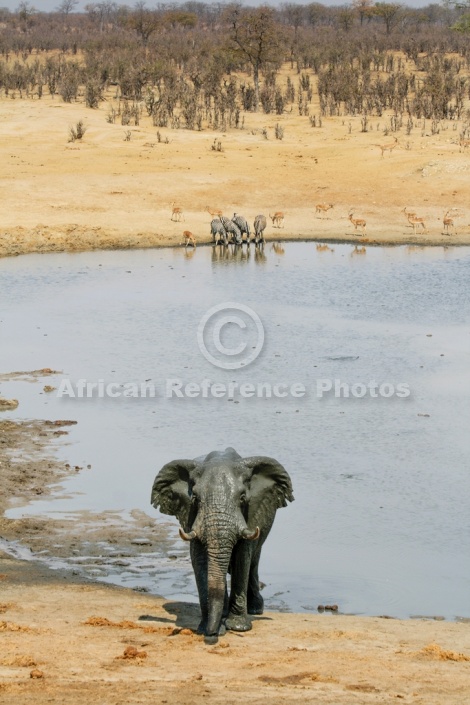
[204,635,218,645]
[247,593,264,615]
[198,620,226,639]
[225,613,252,632]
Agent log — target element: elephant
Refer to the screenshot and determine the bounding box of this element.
[232,213,251,242]
[210,217,228,245]
[253,214,267,245]
[151,447,294,644]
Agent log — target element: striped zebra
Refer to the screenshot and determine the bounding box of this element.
[210,218,227,245]
[220,216,242,245]
[253,214,267,244]
[232,213,251,242]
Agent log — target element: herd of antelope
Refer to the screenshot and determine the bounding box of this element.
[171,202,461,247]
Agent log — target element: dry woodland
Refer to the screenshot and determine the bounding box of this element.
[0,2,470,254]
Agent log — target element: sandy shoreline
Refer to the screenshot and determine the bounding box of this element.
[1,225,470,261]
[1,415,470,704]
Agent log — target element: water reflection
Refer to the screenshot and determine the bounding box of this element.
[271,242,286,255]
[350,246,366,257]
[210,242,268,266]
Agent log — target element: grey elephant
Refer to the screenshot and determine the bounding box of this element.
[151,447,294,644]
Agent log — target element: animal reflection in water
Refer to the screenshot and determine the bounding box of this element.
[350,245,367,256]
[211,242,267,265]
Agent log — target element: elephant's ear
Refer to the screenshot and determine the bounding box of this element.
[243,456,294,529]
[151,460,197,529]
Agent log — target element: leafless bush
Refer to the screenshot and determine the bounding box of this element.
[106,107,117,123]
[68,120,86,142]
[85,80,103,109]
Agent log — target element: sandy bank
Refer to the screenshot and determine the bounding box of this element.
[0,414,469,704]
[1,93,470,259]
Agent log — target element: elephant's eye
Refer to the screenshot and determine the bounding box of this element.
[191,490,199,502]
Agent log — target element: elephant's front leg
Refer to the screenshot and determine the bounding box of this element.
[190,541,209,635]
[225,541,252,632]
[247,544,264,615]
[190,542,227,637]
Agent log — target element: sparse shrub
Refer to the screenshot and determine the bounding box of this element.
[274,123,284,140]
[68,120,86,142]
[124,130,131,141]
[85,81,103,109]
[59,74,79,103]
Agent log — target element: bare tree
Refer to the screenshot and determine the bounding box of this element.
[17,1,36,26]
[352,0,375,26]
[337,6,356,31]
[57,0,78,16]
[127,1,161,45]
[85,2,117,33]
[373,3,403,35]
[226,5,283,113]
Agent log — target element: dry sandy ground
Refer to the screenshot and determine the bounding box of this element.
[1,415,470,705]
[1,68,470,258]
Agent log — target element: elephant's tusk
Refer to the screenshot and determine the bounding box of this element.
[241,526,260,541]
[179,528,197,541]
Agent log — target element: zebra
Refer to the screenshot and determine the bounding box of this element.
[232,213,251,242]
[253,214,267,245]
[210,218,227,245]
[220,216,242,245]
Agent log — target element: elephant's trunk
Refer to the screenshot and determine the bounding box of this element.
[205,546,231,644]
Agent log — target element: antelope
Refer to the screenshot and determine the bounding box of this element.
[271,242,285,255]
[182,230,196,248]
[459,137,470,152]
[171,202,184,222]
[315,203,334,216]
[316,244,335,252]
[402,207,417,224]
[374,136,398,158]
[269,212,284,228]
[442,210,455,235]
[406,213,427,234]
[205,206,223,218]
[348,211,366,235]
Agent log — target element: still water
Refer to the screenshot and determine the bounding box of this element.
[1,242,469,618]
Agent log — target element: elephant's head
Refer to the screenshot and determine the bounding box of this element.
[151,447,293,639]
